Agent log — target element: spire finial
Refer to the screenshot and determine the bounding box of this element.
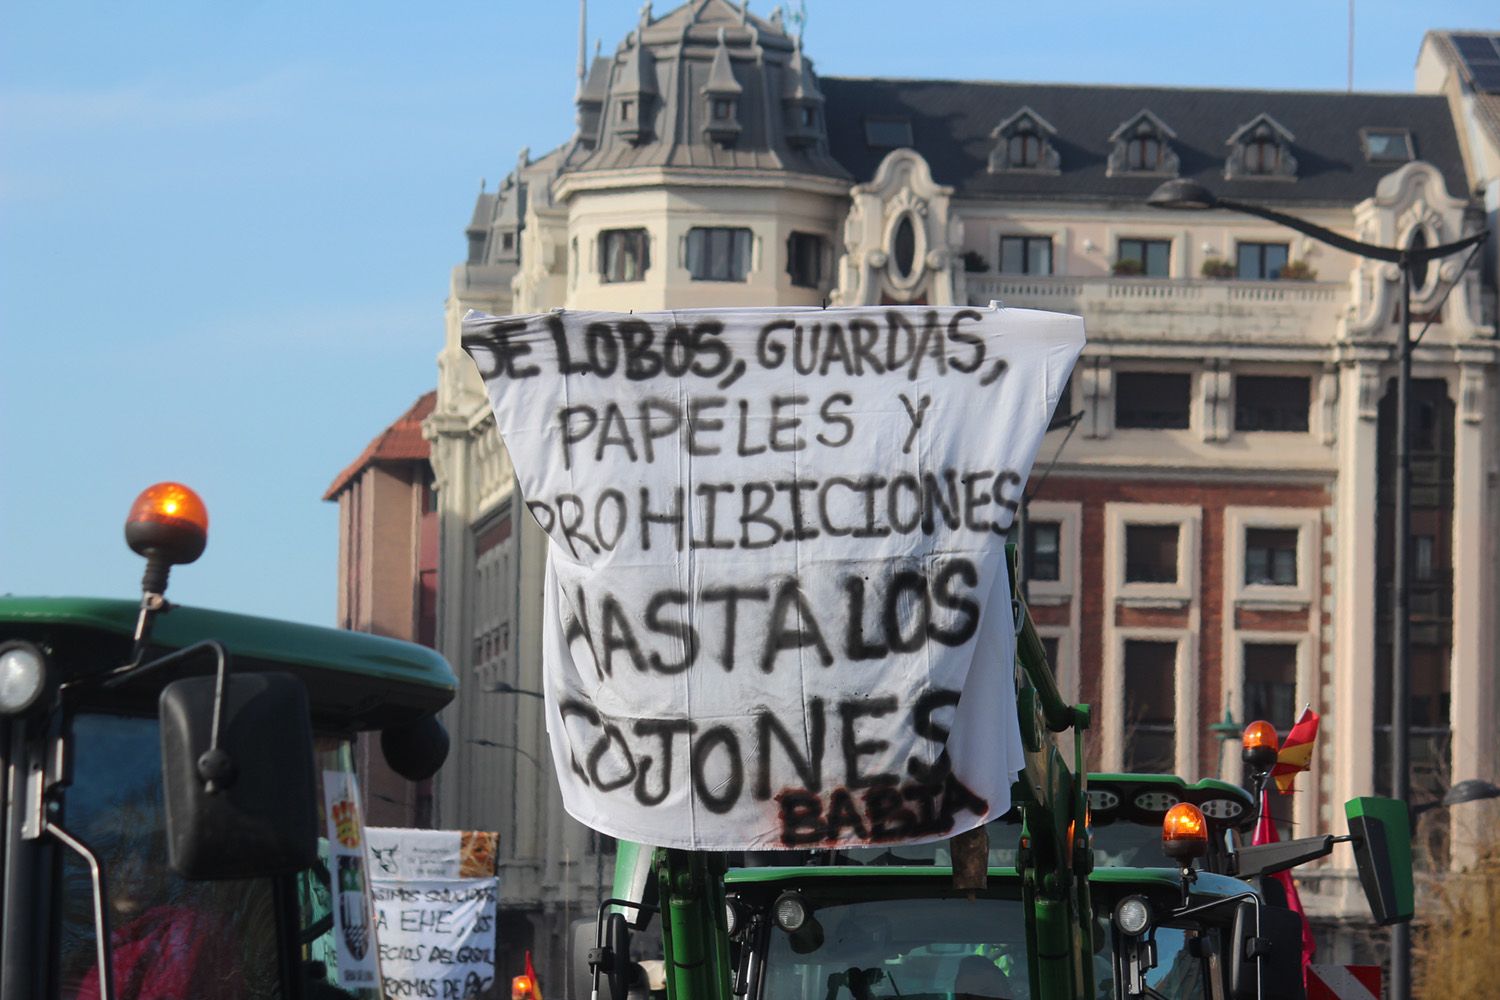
[576,0,588,96]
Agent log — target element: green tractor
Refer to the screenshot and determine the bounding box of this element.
[0,483,456,999]
[578,549,1413,1000]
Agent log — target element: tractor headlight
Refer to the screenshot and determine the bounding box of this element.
[0,642,47,715]
[773,891,809,932]
[1113,895,1153,937]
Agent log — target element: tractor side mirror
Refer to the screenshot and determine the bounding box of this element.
[160,671,318,879]
[588,912,642,1000]
[1227,900,1306,1000]
[381,713,450,781]
[1345,796,1415,925]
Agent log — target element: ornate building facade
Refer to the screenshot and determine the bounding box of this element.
[358,2,1500,985]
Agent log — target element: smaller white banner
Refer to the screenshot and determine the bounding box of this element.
[323,771,382,990]
[369,828,463,881]
[368,828,499,1000]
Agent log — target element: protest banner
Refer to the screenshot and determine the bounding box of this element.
[323,771,382,990]
[462,305,1084,850]
[367,828,499,1000]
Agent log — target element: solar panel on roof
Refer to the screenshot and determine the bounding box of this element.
[1452,35,1500,61]
[1473,64,1500,93]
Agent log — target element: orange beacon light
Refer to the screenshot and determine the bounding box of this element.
[1161,802,1209,862]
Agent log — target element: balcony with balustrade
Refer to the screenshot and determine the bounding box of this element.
[966,274,1349,348]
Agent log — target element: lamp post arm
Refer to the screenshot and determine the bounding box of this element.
[1409,229,1490,263]
[1214,198,1403,263]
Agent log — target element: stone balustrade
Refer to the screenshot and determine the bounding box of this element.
[966,274,1349,345]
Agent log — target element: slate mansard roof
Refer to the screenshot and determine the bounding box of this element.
[819,77,1470,205]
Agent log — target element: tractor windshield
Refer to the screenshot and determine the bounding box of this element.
[761,896,1033,1000]
[55,712,282,999]
[749,884,1218,1000]
[54,713,385,1000]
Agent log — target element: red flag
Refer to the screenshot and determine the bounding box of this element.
[1270,707,1320,795]
[1254,788,1316,981]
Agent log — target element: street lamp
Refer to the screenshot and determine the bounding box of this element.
[1208,706,1241,780]
[1148,178,1488,1000]
[1410,778,1500,819]
[485,680,546,700]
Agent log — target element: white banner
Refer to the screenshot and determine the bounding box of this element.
[368,828,498,1000]
[462,305,1084,850]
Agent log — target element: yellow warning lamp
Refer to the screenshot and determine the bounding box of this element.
[511,975,536,1000]
[1161,802,1209,862]
[125,482,209,597]
[1241,719,1280,773]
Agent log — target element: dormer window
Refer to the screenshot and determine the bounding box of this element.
[612,32,658,145]
[989,107,1060,174]
[782,35,825,150]
[1225,114,1297,180]
[1107,110,1180,177]
[701,28,742,147]
[1362,128,1414,162]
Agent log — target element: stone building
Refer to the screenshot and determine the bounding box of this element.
[335,1,1500,985]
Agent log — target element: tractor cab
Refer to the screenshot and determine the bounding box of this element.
[0,484,456,999]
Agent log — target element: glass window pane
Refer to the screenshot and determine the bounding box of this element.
[1116,372,1191,429]
[602,229,648,283]
[1124,640,1177,772]
[1244,643,1297,727]
[1029,521,1061,581]
[1001,237,1024,274]
[1415,535,1435,581]
[1245,527,1298,586]
[1235,375,1310,432]
[1125,524,1179,583]
[688,227,752,281]
[58,714,282,999]
[1236,244,1258,280]
[1265,244,1289,278]
[1119,239,1141,264]
[1145,241,1170,276]
[733,229,752,278]
[1029,238,1052,275]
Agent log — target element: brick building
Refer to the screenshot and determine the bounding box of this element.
[324,390,440,827]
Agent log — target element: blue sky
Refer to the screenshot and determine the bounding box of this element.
[3,0,1496,626]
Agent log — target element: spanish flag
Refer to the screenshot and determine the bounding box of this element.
[1270,706,1320,795]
